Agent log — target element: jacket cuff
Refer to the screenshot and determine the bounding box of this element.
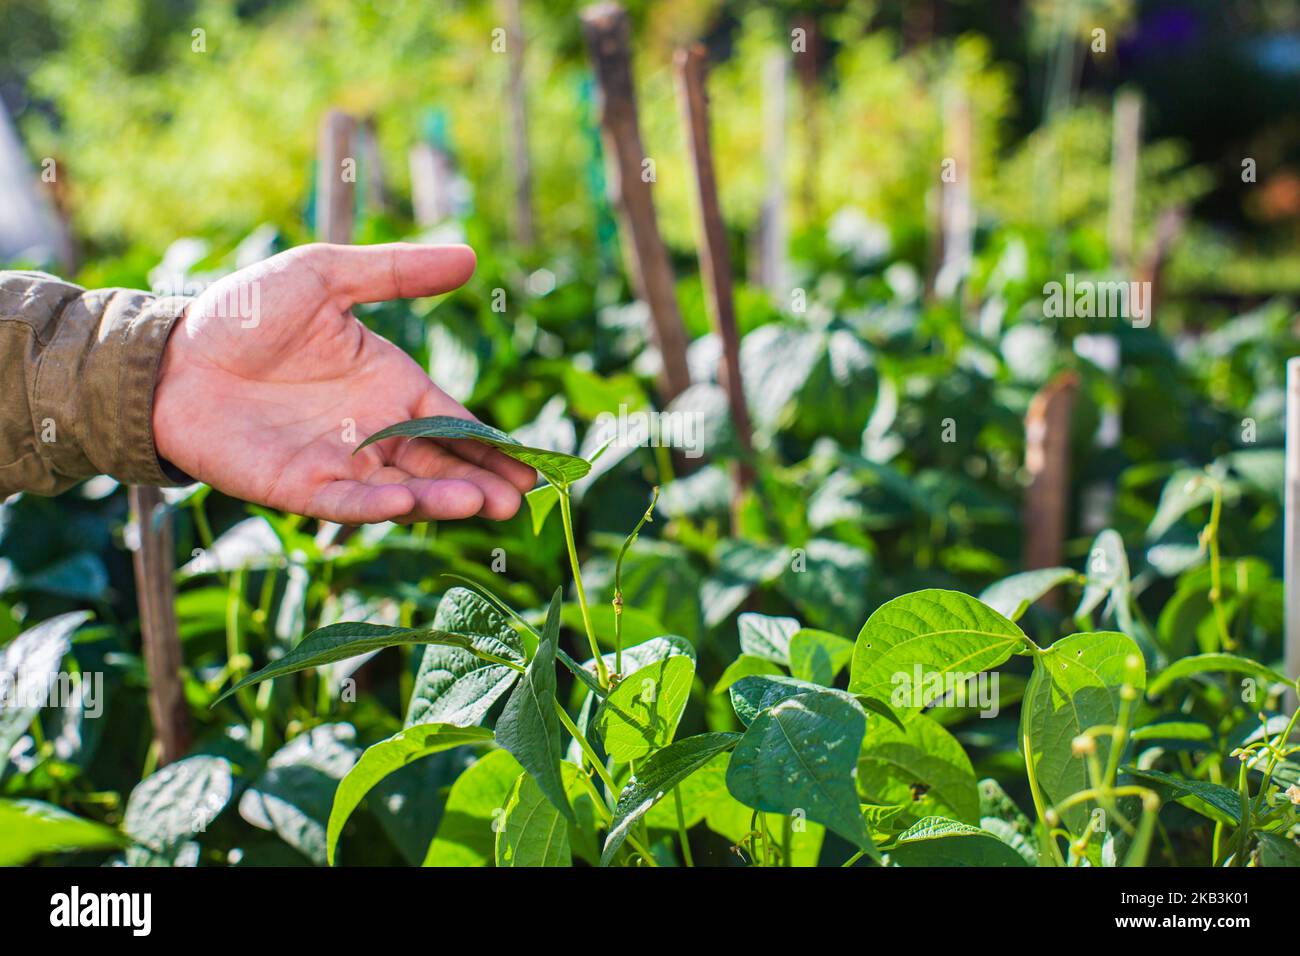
[36,289,192,488]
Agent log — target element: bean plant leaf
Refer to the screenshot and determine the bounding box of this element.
[495,589,572,820]
[849,589,1029,707]
[1146,652,1293,697]
[1020,632,1146,834]
[600,732,741,866]
[1076,529,1129,620]
[216,614,524,705]
[1123,767,1242,825]
[728,673,860,727]
[888,816,1028,867]
[125,754,235,854]
[738,612,801,665]
[1147,469,1217,540]
[593,655,695,762]
[979,568,1077,621]
[0,611,88,770]
[788,628,855,685]
[525,484,561,534]
[424,749,523,866]
[326,723,493,865]
[239,724,359,865]
[857,710,981,824]
[713,654,783,695]
[357,415,590,489]
[0,798,127,866]
[405,588,527,728]
[1255,831,1300,867]
[495,772,571,867]
[726,688,877,857]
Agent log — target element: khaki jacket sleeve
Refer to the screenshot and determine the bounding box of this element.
[0,270,191,498]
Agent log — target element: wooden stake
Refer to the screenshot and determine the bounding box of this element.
[794,13,820,223]
[675,45,756,530]
[316,110,356,244]
[758,51,788,302]
[580,2,691,404]
[935,88,973,300]
[1109,89,1142,272]
[1285,357,1300,709]
[1022,371,1080,607]
[357,115,389,217]
[504,0,535,248]
[128,487,190,765]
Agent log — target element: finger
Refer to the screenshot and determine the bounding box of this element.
[393,440,525,520]
[414,392,537,492]
[394,477,487,521]
[306,242,476,306]
[307,480,415,524]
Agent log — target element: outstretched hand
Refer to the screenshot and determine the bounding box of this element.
[152,242,535,524]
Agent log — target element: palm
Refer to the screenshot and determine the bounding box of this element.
[152,243,534,524]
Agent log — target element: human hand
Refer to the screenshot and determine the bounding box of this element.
[151,242,535,524]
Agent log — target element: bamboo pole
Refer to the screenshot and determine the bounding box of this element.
[128,487,190,765]
[1285,358,1300,710]
[934,88,973,300]
[757,51,788,302]
[316,110,356,244]
[1108,89,1141,272]
[674,45,756,531]
[357,115,389,217]
[794,12,820,224]
[1022,371,1080,608]
[580,2,692,404]
[504,0,535,248]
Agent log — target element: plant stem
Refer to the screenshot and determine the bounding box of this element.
[558,489,607,687]
[672,786,694,867]
[1022,725,1067,866]
[1202,478,1235,651]
[553,699,617,797]
[613,487,659,678]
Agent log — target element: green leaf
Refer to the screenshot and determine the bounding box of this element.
[1147,469,1219,539]
[495,772,570,867]
[849,589,1029,707]
[239,724,359,865]
[1021,632,1146,834]
[738,612,800,665]
[0,799,127,865]
[712,654,783,695]
[1255,831,1300,867]
[1147,652,1293,697]
[424,749,523,866]
[1076,529,1130,620]
[405,588,526,728]
[728,673,860,727]
[327,723,493,865]
[788,628,855,685]
[0,611,88,771]
[216,614,524,706]
[726,688,877,856]
[495,589,571,820]
[357,415,590,489]
[857,710,981,824]
[1123,767,1242,825]
[593,655,695,762]
[125,754,234,854]
[888,817,1028,867]
[979,568,1078,620]
[600,732,741,866]
[525,484,561,534]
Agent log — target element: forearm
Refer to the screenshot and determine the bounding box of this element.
[0,270,190,498]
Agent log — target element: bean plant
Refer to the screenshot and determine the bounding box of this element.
[174,416,1300,868]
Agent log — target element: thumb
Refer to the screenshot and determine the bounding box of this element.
[301,242,477,306]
